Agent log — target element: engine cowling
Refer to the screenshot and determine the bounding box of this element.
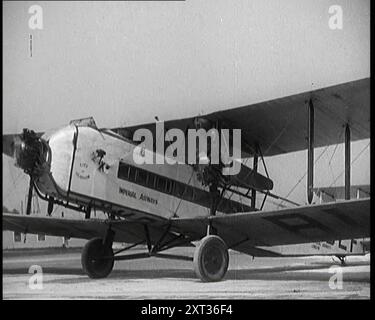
[14,129,49,176]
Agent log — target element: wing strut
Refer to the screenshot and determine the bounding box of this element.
[307,99,314,204]
[250,152,259,209]
[345,124,351,200]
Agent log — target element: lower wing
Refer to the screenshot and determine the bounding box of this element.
[3,198,369,257]
[3,214,185,246]
[171,198,370,256]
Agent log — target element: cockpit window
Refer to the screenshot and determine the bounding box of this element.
[69,117,97,129]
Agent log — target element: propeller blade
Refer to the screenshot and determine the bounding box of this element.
[3,134,21,158]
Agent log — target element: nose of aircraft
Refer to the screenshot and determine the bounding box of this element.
[3,129,47,176]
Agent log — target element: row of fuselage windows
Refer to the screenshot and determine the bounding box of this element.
[117,162,251,213]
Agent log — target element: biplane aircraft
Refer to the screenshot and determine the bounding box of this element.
[3,78,370,281]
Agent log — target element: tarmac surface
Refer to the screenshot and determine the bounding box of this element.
[2,247,370,299]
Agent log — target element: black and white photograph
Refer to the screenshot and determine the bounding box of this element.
[2,0,370,301]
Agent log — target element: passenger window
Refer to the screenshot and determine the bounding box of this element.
[195,189,204,201]
[118,163,129,180]
[128,167,136,182]
[184,186,193,201]
[148,174,156,188]
[157,177,166,191]
[137,169,148,186]
[191,188,195,201]
[168,181,175,194]
[165,180,172,193]
[175,183,185,197]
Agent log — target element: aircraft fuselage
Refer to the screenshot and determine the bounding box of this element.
[34,124,251,222]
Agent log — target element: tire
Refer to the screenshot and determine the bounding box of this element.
[194,235,229,282]
[81,238,114,279]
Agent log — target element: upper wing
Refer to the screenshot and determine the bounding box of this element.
[112,78,369,157]
[170,198,370,255]
[3,214,185,246]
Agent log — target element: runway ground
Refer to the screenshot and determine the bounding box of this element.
[2,247,370,299]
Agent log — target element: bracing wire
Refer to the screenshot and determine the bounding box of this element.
[327,130,345,188]
[278,144,331,207]
[328,141,370,188]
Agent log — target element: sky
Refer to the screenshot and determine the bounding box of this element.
[2,0,370,212]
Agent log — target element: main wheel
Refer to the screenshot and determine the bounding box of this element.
[194,235,229,282]
[81,238,114,279]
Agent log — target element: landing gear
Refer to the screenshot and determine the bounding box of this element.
[192,178,229,282]
[194,235,229,282]
[81,225,230,282]
[81,237,114,279]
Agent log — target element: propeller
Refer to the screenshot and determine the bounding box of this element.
[3,131,44,157]
[3,133,21,158]
[4,130,47,215]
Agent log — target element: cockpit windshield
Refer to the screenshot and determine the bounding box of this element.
[69,117,98,129]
